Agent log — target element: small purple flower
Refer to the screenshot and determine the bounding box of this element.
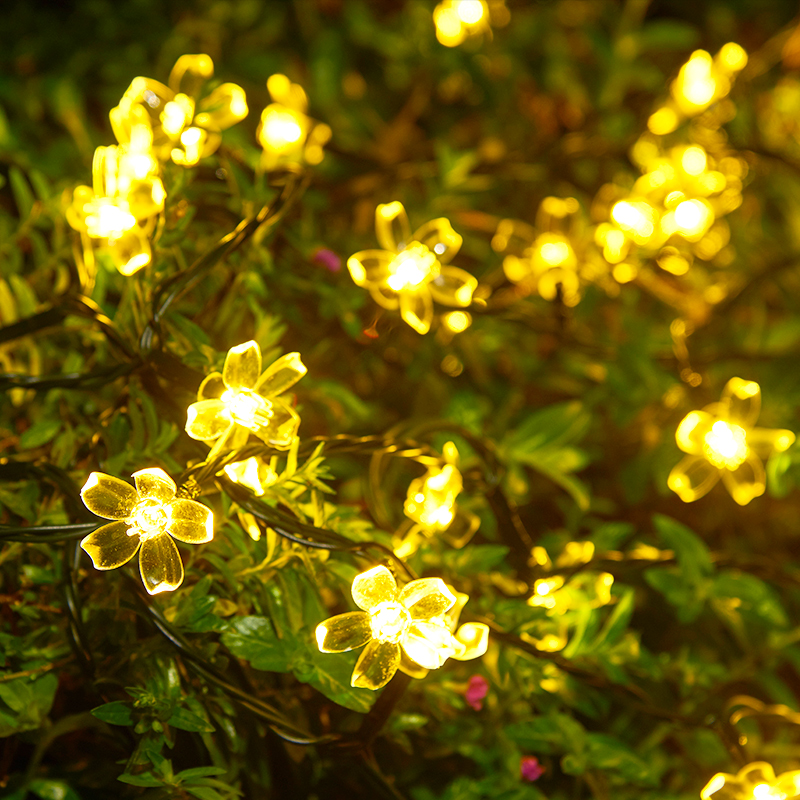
[520,756,544,782]
[312,248,342,272]
[465,674,489,711]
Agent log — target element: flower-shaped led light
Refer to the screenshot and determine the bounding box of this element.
[257,74,331,170]
[701,762,800,800]
[668,378,795,505]
[80,468,213,595]
[67,137,166,275]
[493,197,612,306]
[394,442,480,557]
[395,584,490,680]
[111,54,248,167]
[405,442,463,532]
[315,565,484,690]
[647,43,748,135]
[348,202,477,334]
[185,342,306,460]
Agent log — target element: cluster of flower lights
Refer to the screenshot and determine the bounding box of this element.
[66,55,329,277]
[66,33,800,793]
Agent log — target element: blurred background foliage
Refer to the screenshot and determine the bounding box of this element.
[5,0,800,799]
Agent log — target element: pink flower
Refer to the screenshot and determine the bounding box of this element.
[312,248,342,272]
[520,756,544,782]
[465,674,489,710]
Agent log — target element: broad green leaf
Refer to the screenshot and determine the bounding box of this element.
[221,616,292,672]
[91,701,134,726]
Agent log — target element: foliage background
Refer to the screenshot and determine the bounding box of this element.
[4,0,800,798]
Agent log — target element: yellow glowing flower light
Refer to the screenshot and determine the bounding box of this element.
[405,443,463,532]
[348,202,477,334]
[110,54,248,167]
[257,74,332,169]
[80,469,213,595]
[668,378,795,505]
[648,43,748,134]
[66,142,165,276]
[434,0,491,47]
[315,565,487,690]
[701,762,800,800]
[185,341,306,460]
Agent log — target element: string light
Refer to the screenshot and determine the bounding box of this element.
[258,74,332,169]
[79,468,213,595]
[111,54,248,167]
[668,378,795,505]
[185,342,306,460]
[702,763,800,800]
[315,565,486,690]
[348,201,477,334]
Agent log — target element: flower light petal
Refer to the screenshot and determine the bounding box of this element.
[351,639,401,689]
[197,372,226,401]
[412,218,463,265]
[139,532,185,595]
[256,352,307,398]
[369,285,401,310]
[132,468,177,502]
[81,520,141,570]
[399,288,434,335]
[207,423,250,460]
[81,472,139,520]
[450,622,490,661]
[397,648,429,679]
[748,427,796,459]
[223,340,262,391]
[315,611,372,653]
[375,201,411,252]
[721,453,766,506]
[399,578,457,620]
[167,499,213,543]
[675,409,715,455]
[402,621,460,670]
[352,565,397,611]
[429,266,478,308]
[253,400,300,449]
[347,250,394,289]
[668,454,720,502]
[185,399,231,441]
[720,377,761,428]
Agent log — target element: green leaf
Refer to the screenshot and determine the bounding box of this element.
[168,706,215,733]
[301,645,374,713]
[118,773,163,787]
[505,713,586,754]
[652,514,712,583]
[176,766,227,780]
[593,586,635,649]
[9,166,34,219]
[19,419,61,449]
[0,673,58,736]
[186,787,225,800]
[221,616,292,672]
[91,701,134,726]
[442,544,509,575]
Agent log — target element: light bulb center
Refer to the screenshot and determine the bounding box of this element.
[130,498,168,540]
[703,420,748,469]
[387,243,439,291]
[369,601,411,644]
[221,389,273,430]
